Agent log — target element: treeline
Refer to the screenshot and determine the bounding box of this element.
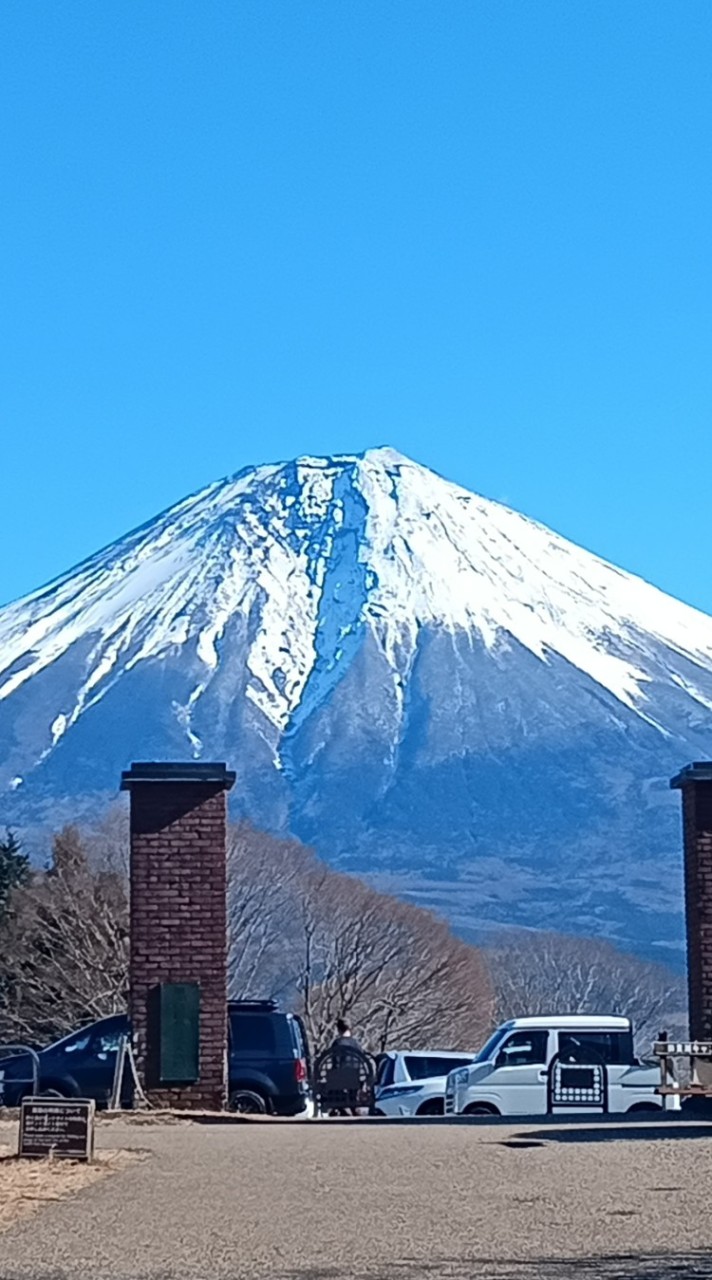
[0,818,685,1054]
[487,929,686,1050]
[227,825,492,1052]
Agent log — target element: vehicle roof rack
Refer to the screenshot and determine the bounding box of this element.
[228,999,279,1013]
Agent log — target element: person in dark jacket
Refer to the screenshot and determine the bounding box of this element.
[329,1019,364,1115]
[331,1018,363,1063]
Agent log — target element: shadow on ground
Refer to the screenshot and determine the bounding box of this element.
[280,1252,712,1279]
[4,1250,711,1280]
[515,1125,712,1145]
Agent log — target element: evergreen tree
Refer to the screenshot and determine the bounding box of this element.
[0,828,30,921]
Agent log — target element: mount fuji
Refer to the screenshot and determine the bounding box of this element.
[2,446,710,961]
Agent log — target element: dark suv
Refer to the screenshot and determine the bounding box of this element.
[0,1001,311,1115]
[228,1000,311,1115]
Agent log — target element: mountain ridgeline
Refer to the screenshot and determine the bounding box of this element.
[2,447,710,963]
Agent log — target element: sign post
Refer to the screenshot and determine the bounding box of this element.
[18,1098,95,1161]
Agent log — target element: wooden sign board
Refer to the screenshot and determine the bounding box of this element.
[654,1041,712,1058]
[18,1098,95,1161]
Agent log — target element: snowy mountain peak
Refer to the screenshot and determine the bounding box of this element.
[2,447,712,776]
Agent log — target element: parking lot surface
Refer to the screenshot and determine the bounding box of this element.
[2,1117,712,1279]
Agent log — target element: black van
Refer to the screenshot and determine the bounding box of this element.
[0,1000,312,1115]
[228,999,311,1115]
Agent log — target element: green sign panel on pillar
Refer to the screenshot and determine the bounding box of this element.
[157,982,200,1084]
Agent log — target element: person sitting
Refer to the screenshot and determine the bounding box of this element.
[328,1018,364,1115]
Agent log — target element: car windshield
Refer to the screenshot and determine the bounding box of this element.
[473,1026,511,1063]
[375,1055,395,1087]
[62,1031,93,1054]
[44,1017,127,1055]
[45,1025,96,1054]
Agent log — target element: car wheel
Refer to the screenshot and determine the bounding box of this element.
[626,1102,660,1113]
[228,1088,268,1115]
[463,1103,500,1116]
[416,1099,444,1116]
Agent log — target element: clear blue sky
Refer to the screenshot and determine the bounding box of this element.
[1,1,710,612]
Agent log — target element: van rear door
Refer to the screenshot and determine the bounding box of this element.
[556,1027,639,1113]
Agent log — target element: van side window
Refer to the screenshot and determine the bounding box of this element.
[558,1031,633,1065]
[404,1056,475,1080]
[496,1031,548,1066]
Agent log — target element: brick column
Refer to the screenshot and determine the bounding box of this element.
[671,762,712,1040]
[121,762,235,1110]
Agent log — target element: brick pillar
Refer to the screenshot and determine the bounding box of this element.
[121,762,235,1110]
[671,762,712,1040]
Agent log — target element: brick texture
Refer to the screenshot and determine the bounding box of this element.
[680,782,712,1040]
[128,780,229,1110]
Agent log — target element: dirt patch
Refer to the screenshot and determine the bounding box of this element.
[0,1140,139,1231]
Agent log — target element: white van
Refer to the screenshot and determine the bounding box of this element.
[444,1015,672,1117]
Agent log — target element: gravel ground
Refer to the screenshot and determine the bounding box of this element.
[1,1118,712,1279]
[0,1138,134,1232]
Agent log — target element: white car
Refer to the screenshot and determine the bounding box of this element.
[445,1014,675,1118]
[374,1050,477,1117]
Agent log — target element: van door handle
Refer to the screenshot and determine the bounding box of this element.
[537,1070,547,1081]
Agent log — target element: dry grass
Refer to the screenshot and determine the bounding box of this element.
[0,1138,136,1232]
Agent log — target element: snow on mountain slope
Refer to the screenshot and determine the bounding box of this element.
[1,446,711,958]
[2,446,712,760]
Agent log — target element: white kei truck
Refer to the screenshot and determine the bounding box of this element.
[444,1015,676,1118]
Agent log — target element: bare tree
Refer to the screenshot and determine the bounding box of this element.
[226,824,315,1001]
[293,865,493,1054]
[485,929,686,1051]
[0,825,129,1044]
[78,803,129,878]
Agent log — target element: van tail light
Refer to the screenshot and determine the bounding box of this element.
[295,1058,307,1084]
